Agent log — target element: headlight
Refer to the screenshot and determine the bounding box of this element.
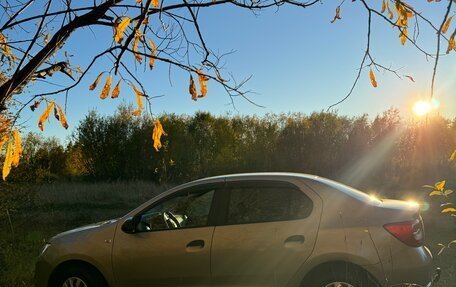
[39,243,51,257]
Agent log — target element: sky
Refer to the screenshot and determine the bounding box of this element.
[12,0,456,141]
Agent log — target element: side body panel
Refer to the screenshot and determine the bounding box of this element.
[210,176,323,287]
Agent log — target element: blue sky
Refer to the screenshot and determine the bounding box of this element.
[16,1,456,141]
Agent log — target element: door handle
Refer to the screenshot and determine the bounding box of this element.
[186,239,205,251]
[284,235,305,247]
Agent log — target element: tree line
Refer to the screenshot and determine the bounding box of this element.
[6,106,456,192]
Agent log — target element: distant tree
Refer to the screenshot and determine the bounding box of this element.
[1,0,455,179]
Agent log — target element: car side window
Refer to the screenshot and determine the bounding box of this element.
[138,189,215,232]
[226,185,312,225]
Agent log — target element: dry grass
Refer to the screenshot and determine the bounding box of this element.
[0,182,454,287]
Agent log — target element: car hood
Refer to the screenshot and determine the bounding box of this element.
[50,219,118,242]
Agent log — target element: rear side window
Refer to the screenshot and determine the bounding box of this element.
[226,184,313,225]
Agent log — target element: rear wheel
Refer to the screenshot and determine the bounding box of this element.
[306,263,380,287]
[52,265,107,287]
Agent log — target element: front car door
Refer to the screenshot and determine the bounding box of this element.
[211,177,322,287]
[112,183,221,287]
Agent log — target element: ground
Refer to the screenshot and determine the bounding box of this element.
[0,182,454,287]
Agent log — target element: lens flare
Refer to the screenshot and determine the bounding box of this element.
[413,100,432,117]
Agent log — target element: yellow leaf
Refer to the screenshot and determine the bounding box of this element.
[100,74,112,100]
[442,16,453,34]
[148,39,156,70]
[441,208,456,213]
[386,2,394,20]
[152,0,159,8]
[450,149,456,161]
[447,34,455,54]
[429,190,442,196]
[136,0,142,2]
[114,17,131,44]
[133,32,142,63]
[189,74,197,101]
[89,72,104,90]
[76,66,83,73]
[400,28,407,45]
[0,135,8,152]
[11,128,21,167]
[111,80,121,99]
[2,140,13,180]
[381,0,386,13]
[369,68,377,88]
[131,84,144,116]
[55,103,69,129]
[435,180,446,191]
[38,101,55,131]
[196,69,209,98]
[330,6,341,23]
[152,119,167,151]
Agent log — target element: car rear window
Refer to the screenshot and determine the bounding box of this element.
[226,185,313,225]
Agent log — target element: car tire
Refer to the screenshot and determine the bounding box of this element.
[52,265,107,287]
[306,263,380,287]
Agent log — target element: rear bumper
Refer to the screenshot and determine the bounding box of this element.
[387,246,436,287]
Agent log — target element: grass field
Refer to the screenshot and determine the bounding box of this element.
[0,182,454,287]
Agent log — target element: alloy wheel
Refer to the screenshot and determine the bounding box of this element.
[62,276,88,287]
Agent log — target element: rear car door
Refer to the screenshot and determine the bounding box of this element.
[211,179,321,287]
[112,183,221,287]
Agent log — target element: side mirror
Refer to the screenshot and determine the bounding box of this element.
[121,216,140,234]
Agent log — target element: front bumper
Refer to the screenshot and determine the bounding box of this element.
[35,257,53,287]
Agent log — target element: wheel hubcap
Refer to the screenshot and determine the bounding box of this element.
[62,276,88,287]
[324,283,355,287]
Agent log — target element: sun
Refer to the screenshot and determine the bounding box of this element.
[413,100,432,117]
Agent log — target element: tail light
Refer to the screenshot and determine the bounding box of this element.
[384,218,424,247]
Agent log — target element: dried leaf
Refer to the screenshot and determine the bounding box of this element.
[404,75,415,82]
[55,103,69,129]
[447,34,455,54]
[89,72,104,90]
[189,75,197,101]
[442,16,453,34]
[131,84,144,116]
[2,140,13,180]
[53,105,60,121]
[152,0,159,8]
[114,17,131,44]
[148,39,156,70]
[76,66,83,74]
[400,28,408,45]
[152,118,167,151]
[369,68,378,88]
[196,69,209,98]
[112,80,121,99]
[381,0,386,13]
[100,74,112,100]
[12,128,21,167]
[386,2,394,20]
[133,32,142,63]
[43,33,50,44]
[331,6,342,23]
[30,101,41,111]
[38,101,55,131]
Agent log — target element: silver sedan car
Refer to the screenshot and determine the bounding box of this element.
[35,173,440,287]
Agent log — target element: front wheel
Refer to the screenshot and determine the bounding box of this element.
[52,265,107,287]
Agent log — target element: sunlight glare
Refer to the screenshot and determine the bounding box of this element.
[413,100,432,117]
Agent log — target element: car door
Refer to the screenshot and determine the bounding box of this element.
[211,179,321,287]
[112,184,220,287]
